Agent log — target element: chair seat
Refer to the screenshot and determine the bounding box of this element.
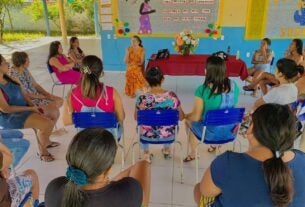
[203,137,235,145]
[140,136,175,145]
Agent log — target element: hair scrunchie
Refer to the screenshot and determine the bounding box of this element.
[66,166,88,186]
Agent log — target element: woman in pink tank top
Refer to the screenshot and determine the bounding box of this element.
[63,55,125,127]
[48,41,81,84]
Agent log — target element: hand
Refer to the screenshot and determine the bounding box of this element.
[151,9,156,13]
[30,106,43,114]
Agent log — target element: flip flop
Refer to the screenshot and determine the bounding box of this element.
[183,155,195,162]
[243,86,255,91]
[36,152,54,162]
[47,142,60,149]
[208,145,217,153]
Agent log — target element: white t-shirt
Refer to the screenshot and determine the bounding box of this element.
[263,83,298,105]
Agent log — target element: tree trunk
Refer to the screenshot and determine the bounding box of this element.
[5,6,14,31]
[0,12,5,44]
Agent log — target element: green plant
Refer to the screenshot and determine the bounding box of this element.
[0,0,23,43]
[3,31,44,42]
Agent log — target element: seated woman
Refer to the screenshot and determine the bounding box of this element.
[45,128,151,207]
[245,38,273,96]
[9,51,62,133]
[124,36,148,98]
[254,58,303,109]
[68,37,85,70]
[0,54,56,162]
[285,38,304,65]
[135,67,184,162]
[194,104,305,207]
[48,41,81,84]
[0,143,40,207]
[63,55,125,138]
[184,56,239,162]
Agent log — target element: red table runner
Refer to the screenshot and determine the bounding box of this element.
[146,54,248,80]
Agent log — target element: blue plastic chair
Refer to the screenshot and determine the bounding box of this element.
[131,109,183,183]
[72,112,125,169]
[47,64,73,98]
[192,108,245,182]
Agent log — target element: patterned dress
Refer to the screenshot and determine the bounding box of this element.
[9,68,50,106]
[136,91,181,140]
[125,47,147,96]
[139,2,152,34]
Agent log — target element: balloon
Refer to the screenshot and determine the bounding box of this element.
[125,28,130,33]
[124,22,129,27]
[118,29,124,34]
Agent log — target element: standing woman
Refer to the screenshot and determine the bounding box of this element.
[48,41,81,85]
[68,37,85,70]
[138,0,156,34]
[124,36,148,98]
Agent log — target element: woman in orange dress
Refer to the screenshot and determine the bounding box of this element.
[124,36,147,98]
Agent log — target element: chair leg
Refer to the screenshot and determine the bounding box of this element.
[51,84,55,95]
[195,143,201,183]
[132,142,139,165]
[118,144,125,170]
[175,141,184,184]
[62,85,66,98]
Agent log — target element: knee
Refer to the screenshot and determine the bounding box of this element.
[194,183,201,204]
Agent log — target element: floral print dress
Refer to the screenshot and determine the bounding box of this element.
[136,91,181,140]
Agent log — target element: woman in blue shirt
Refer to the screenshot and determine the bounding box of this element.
[194,103,305,207]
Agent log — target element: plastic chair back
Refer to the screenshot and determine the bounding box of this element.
[137,109,179,144]
[47,64,54,74]
[72,112,118,129]
[201,108,245,144]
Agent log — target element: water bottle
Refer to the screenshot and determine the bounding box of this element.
[227,46,231,55]
[236,50,240,60]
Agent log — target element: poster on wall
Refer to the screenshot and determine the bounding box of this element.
[266,0,305,38]
[112,0,223,37]
[246,0,305,39]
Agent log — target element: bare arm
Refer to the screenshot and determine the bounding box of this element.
[29,72,52,98]
[186,97,204,122]
[139,48,145,66]
[113,88,125,123]
[124,48,130,65]
[200,167,222,197]
[0,89,36,113]
[62,93,73,126]
[177,105,185,121]
[49,57,74,73]
[0,143,12,171]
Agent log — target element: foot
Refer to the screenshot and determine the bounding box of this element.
[46,141,60,149]
[143,152,153,163]
[161,148,172,160]
[51,128,67,137]
[37,152,54,162]
[208,145,217,153]
[183,155,195,162]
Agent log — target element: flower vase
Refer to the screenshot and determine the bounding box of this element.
[182,48,190,56]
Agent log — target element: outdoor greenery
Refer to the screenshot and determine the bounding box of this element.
[0,0,23,43]
[3,31,44,42]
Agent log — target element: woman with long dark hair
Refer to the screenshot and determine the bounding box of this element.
[184,56,240,162]
[45,128,151,207]
[68,37,85,70]
[62,55,125,138]
[124,35,148,98]
[0,54,56,162]
[285,39,304,65]
[48,41,81,84]
[194,104,305,207]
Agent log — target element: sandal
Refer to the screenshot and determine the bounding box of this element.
[242,85,255,91]
[183,155,195,162]
[161,148,172,160]
[46,142,60,149]
[37,152,54,162]
[208,145,217,153]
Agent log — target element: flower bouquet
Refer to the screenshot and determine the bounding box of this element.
[173,30,199,56]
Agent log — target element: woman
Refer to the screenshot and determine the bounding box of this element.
[48,41,81,84]
[135,67,184,162]
[0,143,40,207]
[68,37,85,70]
[184,56,239,162]
[285,39,304,65]
[0,54,56,162]
[194,104,305,207]
[124,36,148,98]
[254,58,303,109]
[9,51,62,132]
[138,0,156,34]
[63,55,125,138]
[245,38,273,96]
[45,128,151,207]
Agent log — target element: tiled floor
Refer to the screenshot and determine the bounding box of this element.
[5,39,258,206]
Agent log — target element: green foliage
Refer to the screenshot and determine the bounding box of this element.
[3,31,44,42]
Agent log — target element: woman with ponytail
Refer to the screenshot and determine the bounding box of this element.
[124,35,148,98]
[194,104,305,207]
[63,55,125,138]
[45,128,151,207]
